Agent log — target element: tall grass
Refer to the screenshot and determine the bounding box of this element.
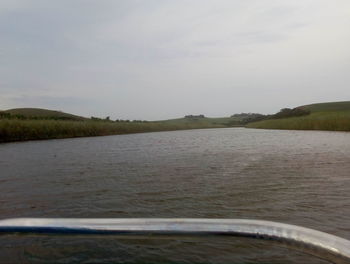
[247,111,350,131]
[0,119,226,143]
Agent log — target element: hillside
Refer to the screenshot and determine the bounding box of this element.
[298,101,350,113]
[3,108,86,121]
[247,101,350,131]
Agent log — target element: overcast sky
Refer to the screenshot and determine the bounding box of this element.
[1,0,349,120]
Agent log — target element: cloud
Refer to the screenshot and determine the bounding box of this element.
[0,0,349,119]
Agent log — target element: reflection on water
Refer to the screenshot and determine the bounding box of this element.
[0,128,349,263]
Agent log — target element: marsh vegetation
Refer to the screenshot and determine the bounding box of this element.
[0,109,234,142]
[248,101,350,131]
[1,101,350,142]
[0,119,229,143]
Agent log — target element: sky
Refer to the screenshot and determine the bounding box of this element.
[0,0,350,120]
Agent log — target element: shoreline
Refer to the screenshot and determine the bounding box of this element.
[0,119,235,143]
[247,112,350,132]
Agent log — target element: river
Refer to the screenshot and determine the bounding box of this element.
[0,128,349,263]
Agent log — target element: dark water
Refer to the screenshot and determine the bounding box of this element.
[1,128,350,263]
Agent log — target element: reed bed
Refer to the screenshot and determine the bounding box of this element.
[0,119,226,143]
[247,112,350,131]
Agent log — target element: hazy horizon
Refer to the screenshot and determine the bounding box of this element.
[3,100,350,121]
[1,0,349,120]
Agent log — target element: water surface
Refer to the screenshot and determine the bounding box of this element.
[1,128,350,263]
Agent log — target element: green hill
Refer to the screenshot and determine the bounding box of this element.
[3,108,86,121]
[247,101,350,131]
[298,101,350,113]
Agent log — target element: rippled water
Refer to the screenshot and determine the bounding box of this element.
[1,128,350,263]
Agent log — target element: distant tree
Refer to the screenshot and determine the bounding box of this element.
[0,112,27,120]
[229,112,268,125]
[91,116,103,121]
[240,114,267,124]
[272,108,310,119]
[185,114,205,119]
[0,112,12,119]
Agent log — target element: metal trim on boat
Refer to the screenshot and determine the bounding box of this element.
[0,218,349,264]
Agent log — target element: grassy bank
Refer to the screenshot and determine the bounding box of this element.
[0,108,246,142]
[0,119,229,143]
[4,101,349,142]
[247,101,350,131]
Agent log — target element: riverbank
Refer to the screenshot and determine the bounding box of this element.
[3,101,350,142]
[247,101,350,131]
[0,119,230,143]
[246,112,350,131]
